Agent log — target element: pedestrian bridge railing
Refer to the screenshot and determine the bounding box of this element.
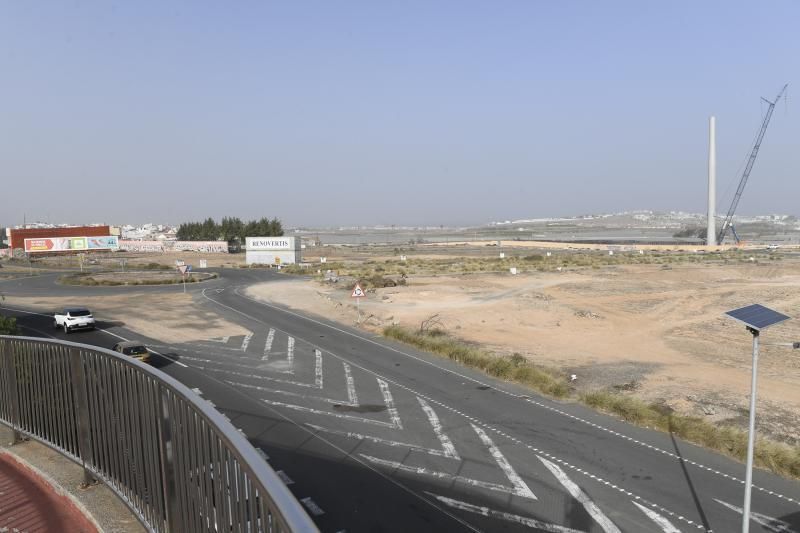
[0,335,318,533]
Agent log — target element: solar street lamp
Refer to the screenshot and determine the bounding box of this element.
[724,304,790,533]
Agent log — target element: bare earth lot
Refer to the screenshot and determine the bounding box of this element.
[248,261,800,444]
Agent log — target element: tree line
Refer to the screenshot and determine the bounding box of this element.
[176,217,284,242]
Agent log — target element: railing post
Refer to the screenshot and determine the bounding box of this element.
[157,386,180,532]
[68,347,96,487]
[1,339,23,444]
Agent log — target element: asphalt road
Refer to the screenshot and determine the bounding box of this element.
[1,268,799,532]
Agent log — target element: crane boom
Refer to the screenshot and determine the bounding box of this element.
[717,84,788,244]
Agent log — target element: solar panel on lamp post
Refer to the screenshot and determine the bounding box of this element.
[724,304,790,533]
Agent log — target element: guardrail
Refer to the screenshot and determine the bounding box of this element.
[0,335,318,533]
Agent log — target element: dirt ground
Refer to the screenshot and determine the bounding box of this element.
[247,260,800,444]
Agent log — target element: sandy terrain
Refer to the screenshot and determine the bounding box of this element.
[247,261,800,444]
[4,293,249,345]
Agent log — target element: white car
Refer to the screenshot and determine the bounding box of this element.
[54,307,96,333]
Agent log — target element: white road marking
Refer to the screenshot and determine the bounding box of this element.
[715,499,797,533]
[537,455,621,533]
[306,424,456,458]
[207,335,231,344]
[226,287,800,508]
[262,328,275,360]
[223,380,356,406]
[287,336,295,364]
[314,348,323,388]
[429,494,584,533]
[417,397,459,459]
[362,454,535,499]
[241,332,253,352]
[179,354,292,374]
[200,289,723,530]
[378,378,403,430]
[261,400,400,428]
[362,422,534,499]
[189,363,318,387]
[300,497,325,516]
[472,424,535,500]
[633,502,682,532]
[276,470,294,485]
[344,362,358,405]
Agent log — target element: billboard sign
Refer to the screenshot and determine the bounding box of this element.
[25,236,117,253]
[246,237,297,251]
[87,236,119,250]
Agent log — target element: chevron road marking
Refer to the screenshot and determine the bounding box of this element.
[179,354,293,375]
[307,424,456,458]
[715,499,797,533]
[306,395,460,459]
[223,361,357,406]
[344,362,358,406]
[262,328,275,360]
[260,376,403,429]
[429,494,584,532]
[287,336,295,364]
[262,400,400,428]
[241,332,253,352]
[417,397,458,459]
[362,423,535,499]
[378,378,402,430]
[206,335,231,344]
[633,502,682,532]
[537,456,621,533]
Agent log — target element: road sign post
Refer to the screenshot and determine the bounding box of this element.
[351,283,365,324]
[178,265,189,293]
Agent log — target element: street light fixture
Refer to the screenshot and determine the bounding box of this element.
[724,303,790,533]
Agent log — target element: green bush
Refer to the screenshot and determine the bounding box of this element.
[0,315,19,335]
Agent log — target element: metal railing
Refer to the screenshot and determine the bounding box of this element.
[0,335,318,533]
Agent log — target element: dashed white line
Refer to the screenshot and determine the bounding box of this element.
[633,501,682,532]
[429,494,584,532]
[537,455,621,533]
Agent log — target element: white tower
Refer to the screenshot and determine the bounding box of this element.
[707,116,717,246]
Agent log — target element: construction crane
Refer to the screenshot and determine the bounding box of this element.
[717,84,788,245]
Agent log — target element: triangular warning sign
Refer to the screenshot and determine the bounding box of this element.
[351,283,365,298]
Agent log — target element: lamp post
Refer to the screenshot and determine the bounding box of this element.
[724,304,790,533]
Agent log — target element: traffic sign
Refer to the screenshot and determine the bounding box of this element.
[178,265,188,275]
[351,283,365,298]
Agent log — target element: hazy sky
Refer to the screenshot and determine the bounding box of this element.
[1,2,797,228]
